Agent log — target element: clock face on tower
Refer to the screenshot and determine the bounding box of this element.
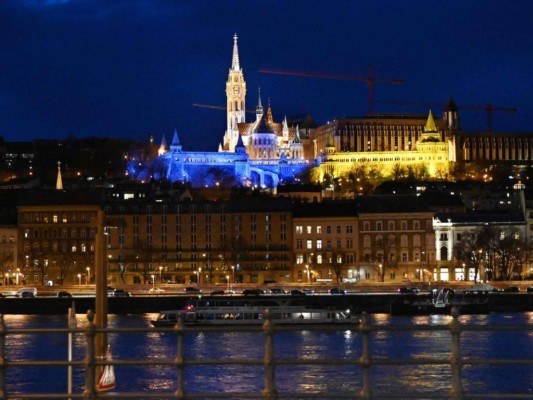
[233,86,240,95]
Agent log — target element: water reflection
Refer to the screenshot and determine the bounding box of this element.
[1,313,532,396]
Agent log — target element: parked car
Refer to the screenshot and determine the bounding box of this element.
[302,289,315,295]
[502,286,520,293]
[269,288,286,294]
[184,286,202,293]
[149,287,165,294]
[329,287,346,295]
[527,287,533,293]
[57,291,72,298]
[210,289,225,296]
[242,288,264,296]
[109,289,131,297]
[398,287,417,294]
[16,287,37,298]
[290,289,305,296]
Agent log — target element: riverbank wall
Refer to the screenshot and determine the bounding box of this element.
[1,292,533,315]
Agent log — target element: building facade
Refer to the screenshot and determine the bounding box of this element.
[17,200,101,286]
[356,195,436,283]
[103,196,294,286]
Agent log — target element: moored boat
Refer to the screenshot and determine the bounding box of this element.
[390,288,490,315]
[151,298,358,327]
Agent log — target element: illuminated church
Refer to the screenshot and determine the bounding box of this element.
[134,34,311,188]
[135,34,456,188]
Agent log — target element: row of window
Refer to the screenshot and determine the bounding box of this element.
[23,228,96,239]
[295,220,425,235]
[23,241,93,254]
[295,250,428,265]
[21,212,97,224]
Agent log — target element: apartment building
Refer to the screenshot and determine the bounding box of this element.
[103,195,293,286]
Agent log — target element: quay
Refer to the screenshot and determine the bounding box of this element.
[1,289,533,315]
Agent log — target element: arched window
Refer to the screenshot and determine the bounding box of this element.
[440,246,448,261]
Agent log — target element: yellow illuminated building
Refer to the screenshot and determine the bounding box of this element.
[314,110,454,182]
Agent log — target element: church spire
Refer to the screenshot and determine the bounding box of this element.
[424,110,438,132]
[266,98,273,123]
[256,87,263,116]
[56,161,63,190]
[231,33,240,71]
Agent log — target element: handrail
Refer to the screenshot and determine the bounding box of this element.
[0,308,532,399]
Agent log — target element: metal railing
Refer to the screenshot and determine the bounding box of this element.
[0,308,532,399]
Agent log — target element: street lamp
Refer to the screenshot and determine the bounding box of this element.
[151,274,155,290]
[305,264,310,283]
[86,267,90,285]
[198,267,202,285]
[379,264,382,282]
[226,275,230,292]
[77,273,82,285]
[16,268,20,285]
[5,273,9,286]
[231,265,235,286]
[159,265,163,284]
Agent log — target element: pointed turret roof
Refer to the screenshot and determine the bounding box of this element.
[255,114,275,134]
[445,97,458,112]
[256,87,263,115]
[266,98,273,123]
[56,161,63,190]
[231,33,240,71]
[424,110,438,132]
[235,134,247,154]
[171,128,180,146]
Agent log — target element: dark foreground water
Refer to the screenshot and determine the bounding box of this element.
[3,312,533,398]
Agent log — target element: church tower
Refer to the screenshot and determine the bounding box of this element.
[225,33,247,152]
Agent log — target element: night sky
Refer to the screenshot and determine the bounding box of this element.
[1,0,532,151]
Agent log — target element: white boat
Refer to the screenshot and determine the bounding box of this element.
[151,298,357,327]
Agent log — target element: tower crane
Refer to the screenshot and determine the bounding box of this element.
[377,100,518,132]
[192,103,255,114]
[258,66,405,114]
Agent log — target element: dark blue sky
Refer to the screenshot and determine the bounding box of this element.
[1,0,532,151]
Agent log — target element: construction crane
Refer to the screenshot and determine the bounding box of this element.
[192,103,255,114]
[377,100,518,132]
[258,66,405,114]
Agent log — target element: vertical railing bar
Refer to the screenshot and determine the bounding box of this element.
[174,315,186,400]
[262,309,278,400]
[358,312,371,400]
[449,307,464,400]
[0,315,6,399]
[84,310,97,400]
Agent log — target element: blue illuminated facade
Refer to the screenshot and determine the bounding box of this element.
[131,34,314,189]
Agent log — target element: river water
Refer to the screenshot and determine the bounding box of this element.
[3,312,533,398]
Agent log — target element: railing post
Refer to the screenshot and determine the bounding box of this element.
[358,312,372,399]
[174,314,186,399]
[84,310,97,399]
[0,315,6,399]
[262,309,278,400]
[449,307,464,400]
